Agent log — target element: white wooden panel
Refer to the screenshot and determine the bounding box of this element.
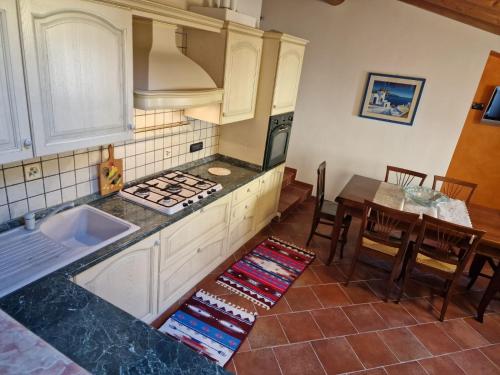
[0,0,33,163]
[222,31,262,124]
[232,178,260,206]
[19,0,133,156]
[228,194,257,253]
[159,194,231,270]
[74,234,159,323]
[158,229,228,312]
[271,42,305,115]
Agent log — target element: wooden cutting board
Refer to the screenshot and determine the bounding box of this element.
[99,145,123,196]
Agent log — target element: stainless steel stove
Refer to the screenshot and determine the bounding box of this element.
[119,171,222,215]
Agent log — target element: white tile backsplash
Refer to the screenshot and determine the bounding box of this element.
[0,111,219,224]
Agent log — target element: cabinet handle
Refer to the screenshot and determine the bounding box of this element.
[243,215,247,220]
[247,188,251,193]
[245,205,248,209]
[154,240,160,248]
[197,247,202,253]
[23,139,32,148]
[273,105,277,108]
[128,123,135,131]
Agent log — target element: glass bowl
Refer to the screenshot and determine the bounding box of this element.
[404,186,449,207]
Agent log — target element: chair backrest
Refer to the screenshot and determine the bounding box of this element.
[313,161,326,216]
[361,200,420,249]
[412,214,485,272]
[432,176,477,204]
[385,165,427,187]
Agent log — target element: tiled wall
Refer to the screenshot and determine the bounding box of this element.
[0,111,219,224]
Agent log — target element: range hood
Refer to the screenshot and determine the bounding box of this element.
[133,18,224,110]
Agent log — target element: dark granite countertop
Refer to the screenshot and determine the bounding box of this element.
[0,155,266,375]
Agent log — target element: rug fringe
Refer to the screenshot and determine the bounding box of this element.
[269,236,317,257]
[216,281,269,311]
[198,288,258,316]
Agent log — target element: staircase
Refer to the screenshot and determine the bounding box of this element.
[277,167,313,221]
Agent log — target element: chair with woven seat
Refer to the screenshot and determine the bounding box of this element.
[397,215,485,321]
[346,200,419,301]
[385,165,427,187]
[306,161,352,258]
[432,176,477,204]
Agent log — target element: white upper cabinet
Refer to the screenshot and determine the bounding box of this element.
[184,22,263,125]
[19,0,133,156]
[0,0,33,164]
[271,40,306,115]
[222,29,263,123]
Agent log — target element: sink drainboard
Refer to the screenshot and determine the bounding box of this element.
[0,230,72,297]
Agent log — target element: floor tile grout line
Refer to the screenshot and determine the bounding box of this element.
[375,327,432,364]
[307,341,328,375]
[476,346,500,371]
[274,313,291,346]
[343,335,367,371]
[307,310,326,339]
[270,347,285,375]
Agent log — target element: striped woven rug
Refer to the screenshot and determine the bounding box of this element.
[160,290,256,367]
[216,237,316,309]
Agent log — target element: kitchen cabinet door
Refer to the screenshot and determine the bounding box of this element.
[158,229,228,312]
[271,41,305,116]
[74,234,160,323]
[19,0,133,156]
[255,165,284,231]
[228,194,258,253]
[221,30,262,124]
[0,0,33,164]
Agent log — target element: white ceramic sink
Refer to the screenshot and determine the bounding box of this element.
[40,205,139,251]
[0,205,139,297]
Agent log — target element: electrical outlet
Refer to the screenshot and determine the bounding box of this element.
[190,142,203,153]
[24,163,42,181]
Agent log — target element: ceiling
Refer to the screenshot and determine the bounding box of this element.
[323,0,500,35]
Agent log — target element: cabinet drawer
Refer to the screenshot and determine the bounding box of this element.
[232,178,260,206]
[159,194,231,269]
[158,229,228,311]
[232,194,258,222]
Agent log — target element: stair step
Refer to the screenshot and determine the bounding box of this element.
[282,167,297,189]
[277,186,302,218]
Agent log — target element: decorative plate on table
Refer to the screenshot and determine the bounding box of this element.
[404,186,449,207]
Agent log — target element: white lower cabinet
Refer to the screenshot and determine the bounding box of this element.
[157,229,228,312]
[74,234,160,323]
[73,166,284,321]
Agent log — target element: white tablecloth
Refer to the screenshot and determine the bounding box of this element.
[373,182,472,228]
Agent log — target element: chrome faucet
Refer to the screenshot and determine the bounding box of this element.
[24,202,75,230]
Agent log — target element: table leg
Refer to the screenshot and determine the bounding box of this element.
[476,267,500,323]
[327,202,346,265]
[467,254,488,290]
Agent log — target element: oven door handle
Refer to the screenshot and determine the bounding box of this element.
[274,125,290,133]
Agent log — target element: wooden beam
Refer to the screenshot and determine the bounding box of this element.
[399,0,500,35]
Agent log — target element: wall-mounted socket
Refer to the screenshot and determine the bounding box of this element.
[24,163,42,181]
[190,142,203,153]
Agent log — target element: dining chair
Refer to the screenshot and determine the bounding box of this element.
[397,215,485,321]
[432,176,477,204]
[306,161,352,258]
[346,200,419,301]
[385,165,427,187]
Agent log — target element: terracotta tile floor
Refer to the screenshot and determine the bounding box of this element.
[161,198,500,374]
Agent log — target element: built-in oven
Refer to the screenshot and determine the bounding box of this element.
[263,112,294,170]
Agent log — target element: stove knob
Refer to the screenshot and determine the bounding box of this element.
[188,200,193,204]
[207,190,212,194]
[183,202,188,207]
[198,195,203,199]
[211,188,216,192]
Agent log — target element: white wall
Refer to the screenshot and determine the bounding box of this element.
[261,0,500,200]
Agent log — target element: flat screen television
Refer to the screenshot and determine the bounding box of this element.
[482,86,500,125]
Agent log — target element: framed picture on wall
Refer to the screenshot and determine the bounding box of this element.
[359,73,426,126]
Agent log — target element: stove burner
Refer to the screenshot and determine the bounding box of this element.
[135,187,150,198]
[195,181,211,190]
[165,183,182,194]
[159,197,176,206]
[173,174,187,183]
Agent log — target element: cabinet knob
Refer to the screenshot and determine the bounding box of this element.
[197,247,202,253]
[273,105,277,109]
[23,139,32,148]
[247,188,251,193]
[245,205,248,209]
[154,240,160,247]
[127,123,135,131]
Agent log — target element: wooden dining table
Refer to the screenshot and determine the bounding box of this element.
[328,175,500,321]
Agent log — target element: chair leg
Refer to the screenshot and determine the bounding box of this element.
[385,261,401,302]
[396,259,413,303]
[306,217,319,246]
[439,280,456,322]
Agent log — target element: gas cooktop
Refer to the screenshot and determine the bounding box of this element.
[119,171,222,215]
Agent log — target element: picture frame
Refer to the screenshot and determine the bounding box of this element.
[359,72,426,126]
